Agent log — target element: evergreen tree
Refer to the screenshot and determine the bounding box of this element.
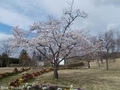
[19,49,29,66]
[1,52,9,67]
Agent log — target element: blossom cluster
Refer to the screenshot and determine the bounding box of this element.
[22,83,82,90]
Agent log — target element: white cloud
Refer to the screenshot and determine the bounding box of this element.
[0,0,92,30]
[40,0,120,35]
[0,0,47,29]
[0,7,34,29]
[80,20,94,30]
[37,0,66,17]
[106,23,120,30]
[0,33,12,41]
[0,0,120,36]
[92,0,120,6]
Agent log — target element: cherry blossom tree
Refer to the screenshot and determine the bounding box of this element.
[83,38,104,68]
[10,2,103,79]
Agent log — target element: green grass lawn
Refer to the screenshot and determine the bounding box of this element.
[1,59,120,90]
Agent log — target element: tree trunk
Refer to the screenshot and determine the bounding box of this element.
[100,58,103,64]
[6,58,10,67]
[54,60,58,79]
[7,58,10,67]
[113,58,116,62]
[106,59,109,70]
[97,59,100,67]
[0,60,2,67]
[87,60,90,68]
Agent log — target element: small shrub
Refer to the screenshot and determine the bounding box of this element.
[13,68,18,73]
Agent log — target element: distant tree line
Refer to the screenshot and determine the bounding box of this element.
[0,54,19,67]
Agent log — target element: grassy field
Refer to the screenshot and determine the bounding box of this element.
[31,59,120,90]
[0,59,120,90]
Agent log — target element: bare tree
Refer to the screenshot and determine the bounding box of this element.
[82,38,104,68]
[0,39,15,67]
[99,30,116,70]
[116,31,120,52]
[90,36,104,66]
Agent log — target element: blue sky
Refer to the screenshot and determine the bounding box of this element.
[0,0,120,41]
[0,23,11,33]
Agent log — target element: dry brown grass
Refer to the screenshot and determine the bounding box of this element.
[0,67,17,73]
[0,67,27,73]
[32,69,120,90]
[31,59,120,90]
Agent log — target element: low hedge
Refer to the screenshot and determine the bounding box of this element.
[68,62,84,67]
